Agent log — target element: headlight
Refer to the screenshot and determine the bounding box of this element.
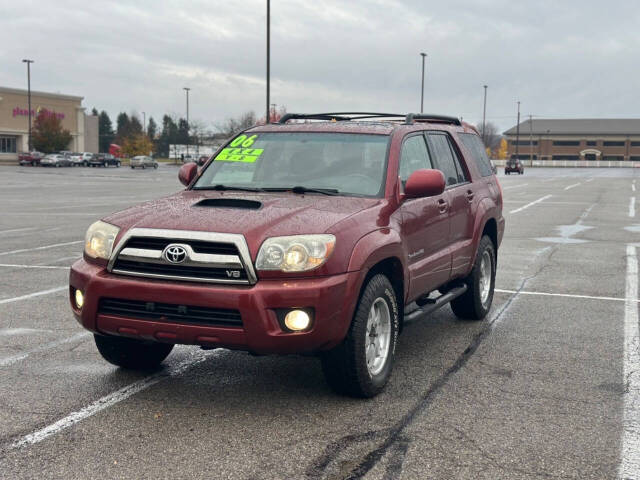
[84,221,120,260]
[255,235,336,272]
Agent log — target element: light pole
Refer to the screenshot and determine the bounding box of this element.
[266,0,271,124]
[529,114,534,166]
[22,59,34,152]
[420,53,427,113]
[183,87,190,157]
[142,111,146,135]
[514,101,521,161]
[482,85,488,145]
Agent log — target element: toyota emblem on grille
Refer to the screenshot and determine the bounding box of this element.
[162,244,188,264]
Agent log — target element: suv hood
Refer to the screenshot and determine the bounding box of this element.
[103,190,379,253]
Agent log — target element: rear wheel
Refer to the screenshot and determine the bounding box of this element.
[321,274,399,397]
[153,163,158,169]
[451,235,496,321]
[94,334,174,369]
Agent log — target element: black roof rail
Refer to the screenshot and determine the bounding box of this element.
[405,113,461,126]
[277,112,462,126]
[278,112,405,124]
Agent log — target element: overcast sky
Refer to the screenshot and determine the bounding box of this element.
[2,0,639,132]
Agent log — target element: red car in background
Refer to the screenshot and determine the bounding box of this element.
[18,151,44,166]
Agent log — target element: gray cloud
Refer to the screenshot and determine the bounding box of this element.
[2,0,639,131]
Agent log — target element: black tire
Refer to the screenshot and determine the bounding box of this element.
[94,334,174,370]
[83,161,88,167]
[142,164,146,169]
[153,163,158,169]
[131,166,135,169]
[450,235,496,321]
[31,161,36,167]
[116,161,121,167]
[321,274,399,398]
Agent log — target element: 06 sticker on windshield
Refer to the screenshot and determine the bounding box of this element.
[216,135,264,163]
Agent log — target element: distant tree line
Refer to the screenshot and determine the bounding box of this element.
[90,106,286,158]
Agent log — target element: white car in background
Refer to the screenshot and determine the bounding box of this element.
[41,154,71,167]
[130,156,158,169]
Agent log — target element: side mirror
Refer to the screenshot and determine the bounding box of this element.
[178,162,198,187]
[404,169,445,198]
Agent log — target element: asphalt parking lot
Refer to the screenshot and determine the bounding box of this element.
[0,165,639,479]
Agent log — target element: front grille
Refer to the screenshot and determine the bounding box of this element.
[123,237,239,256]
[112,259,248,281]
[99,298,242,327]
[108,229,255,285]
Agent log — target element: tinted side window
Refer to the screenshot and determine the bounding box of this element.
[459,133,493,177]
[398,135,432,182]
[427,133,459,186]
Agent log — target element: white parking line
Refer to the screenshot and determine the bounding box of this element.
[509,195,553,214]
[0,240,82,257]
[0,332,90,367]
[494,288,637,303]
[0,264,70,270]
[585,178,595,183]
[630,197,636,218]
[564,183,581,191]
[0,227,37,235]
[633,181,637,192]
[0,286,67,305]
[503,183,528,190]
[619,245,640,479]
[11,350,219,448]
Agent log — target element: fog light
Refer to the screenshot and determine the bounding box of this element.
[284,310,310,331]
[75,289,84,309]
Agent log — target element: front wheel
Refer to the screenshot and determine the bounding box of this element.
[153,163,158,169]
[141,164,146,169]
[94,334,174,369]
[450,235,496,320]
[321,274,399,397]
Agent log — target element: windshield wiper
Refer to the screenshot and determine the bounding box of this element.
[194,184,264,192]
[262,186,340,196]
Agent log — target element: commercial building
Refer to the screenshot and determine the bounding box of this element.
[0,86,98,162]
[503,119,640,164]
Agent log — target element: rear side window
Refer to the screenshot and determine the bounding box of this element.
[398,135,433,183]
[426,133,467,186]
[459,133,493,177]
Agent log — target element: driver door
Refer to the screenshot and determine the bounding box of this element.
[399,133,451,301]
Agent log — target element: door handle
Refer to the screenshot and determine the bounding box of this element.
[466,190,474,202]
[437,199,448,213]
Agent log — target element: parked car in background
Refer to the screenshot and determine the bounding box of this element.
[80,152,95,166]
[70,153,84,166]
[18,151,44,166]
[197,155,210,166]
[505,159,524,175]
[91,153,121,167]
[130,155,158,169]
[182,154,196,163]
[41,154,71,167]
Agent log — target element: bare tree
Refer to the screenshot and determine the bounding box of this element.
[476,121,502,151]
[215,111,257,137]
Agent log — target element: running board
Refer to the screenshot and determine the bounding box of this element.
[403,285,468,324]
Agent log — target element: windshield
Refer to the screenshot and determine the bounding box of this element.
[193,132,390,197]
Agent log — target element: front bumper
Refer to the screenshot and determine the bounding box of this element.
[69,259,361,354]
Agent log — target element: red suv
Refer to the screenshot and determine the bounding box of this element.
[70,112,504,397]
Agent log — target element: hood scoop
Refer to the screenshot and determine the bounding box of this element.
[193,198,262,210]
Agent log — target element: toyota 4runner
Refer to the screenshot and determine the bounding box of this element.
[69,112,504,397]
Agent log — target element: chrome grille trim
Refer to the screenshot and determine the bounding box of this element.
[107,228,257,285]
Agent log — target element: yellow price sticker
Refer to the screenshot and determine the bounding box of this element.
[216,147,264,163]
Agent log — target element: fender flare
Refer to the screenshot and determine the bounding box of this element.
[468,198,499,269]
[347,228,408,303]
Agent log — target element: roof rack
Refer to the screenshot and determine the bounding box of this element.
[278,112,405,124]
[404,114,461,126]
[278,112,461,126]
